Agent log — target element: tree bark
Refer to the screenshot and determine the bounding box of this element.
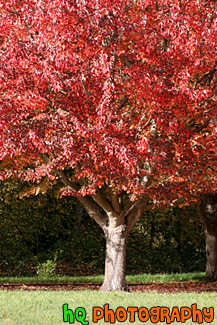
[198,193,217,281]
[100,224,129,292]
[99,198,149,291]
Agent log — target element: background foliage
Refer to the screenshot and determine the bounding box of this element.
[0,180,205,276]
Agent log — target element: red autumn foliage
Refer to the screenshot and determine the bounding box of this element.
[0,1,216,203]
[0,1,216,204]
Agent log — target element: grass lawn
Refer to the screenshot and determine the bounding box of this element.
[0,290,216,324]
[0,272,206,284]
[0,273,216,324]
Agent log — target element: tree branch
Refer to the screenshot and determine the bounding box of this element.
[38,153,107,232]
[116,95,129,111]
[126,195,150,233]
[122,199,138,219]
[111,193,122,214]
[92,190,114,216]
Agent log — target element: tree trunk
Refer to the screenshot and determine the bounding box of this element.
[39,153,149,291]
[198,193,217,281]
[204,227,217,280]
[100,224,129,291]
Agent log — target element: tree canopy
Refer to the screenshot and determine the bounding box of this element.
[0,0,216,205]
[0,0,216,290]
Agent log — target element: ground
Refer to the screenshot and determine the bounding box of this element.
[1,281,217,293]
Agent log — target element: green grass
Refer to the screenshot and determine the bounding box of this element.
[0,272,205,284]
[0,290,216,324]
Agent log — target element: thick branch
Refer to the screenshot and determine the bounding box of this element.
[111,194,122,214]
[122,199,138,219]
[92,191,114,215]
[77,195,107,232]
[38,153,107,232]
[126,195,150,233]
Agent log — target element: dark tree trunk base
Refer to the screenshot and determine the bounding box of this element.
[198,193,217,282]
[204,228,217,282]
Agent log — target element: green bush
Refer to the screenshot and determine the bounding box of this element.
[36,252,58,277]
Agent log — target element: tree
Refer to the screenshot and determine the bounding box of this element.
[0,0,216,291]
[198,193,217,281]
